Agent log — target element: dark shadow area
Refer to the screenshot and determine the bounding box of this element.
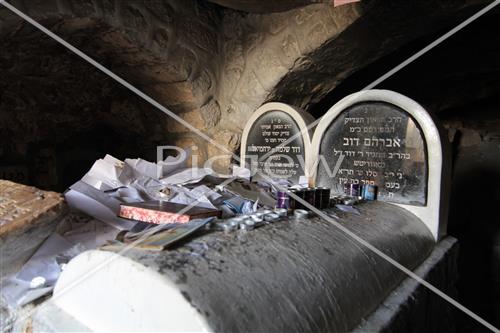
[308,5,500,332]
[447,141,500,332]
[0,20,171,192]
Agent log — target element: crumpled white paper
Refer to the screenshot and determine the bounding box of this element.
[2,234,84,308]
[65,155,238,229]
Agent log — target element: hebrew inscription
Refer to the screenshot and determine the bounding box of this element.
[244,110,305,182]
[317,102,427,206]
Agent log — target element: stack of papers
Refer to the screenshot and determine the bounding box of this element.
[64,154,237,229]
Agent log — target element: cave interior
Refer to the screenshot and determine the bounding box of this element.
[0,0,499,331]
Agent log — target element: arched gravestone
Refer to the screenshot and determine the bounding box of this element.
[241,102,315,183]
[311,90,449,240]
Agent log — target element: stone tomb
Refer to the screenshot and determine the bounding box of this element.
[311,90,449,240]
[240,102,315,183]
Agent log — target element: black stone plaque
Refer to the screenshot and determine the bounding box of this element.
[244,110,306,183]
[316,102,428,206]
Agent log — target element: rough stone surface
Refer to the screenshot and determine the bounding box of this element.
[0,180,67,276]
[167,110,206,133]
[216,3,363,132]
[200,99,222,129]
[0,0,489,183]
[267,0,490,111]
[206,130,241,173]
[208,0,322,13]
[354,237,458,333]
[172,136,208,168]
[0,0,221,189]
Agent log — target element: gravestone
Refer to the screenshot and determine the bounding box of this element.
[311,90,449,240]
[315,102,427,205]
[240,102,315,183]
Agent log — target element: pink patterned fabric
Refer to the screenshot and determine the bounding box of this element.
[119,206,191,224]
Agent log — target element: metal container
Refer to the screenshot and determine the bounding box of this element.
[314,187,331,209]
[274,208,288,217]
[362,184,378,201]
[329,196,341,207]
[222,222,237,232]
[290,189,306,209]
[303,188,315,210]
[276,190,290,209]
[288,189,300,210]
[344,183,361,197]
[228,218,241,228]
[250,214,264,225]
[293,209,309,219]
[240,219,255,231]
[264,213,280,222]
[343,197,358,206]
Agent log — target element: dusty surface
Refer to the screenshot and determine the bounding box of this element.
[108,201,435,332]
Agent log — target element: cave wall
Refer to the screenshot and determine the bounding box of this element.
[0,0,494,183]
[0,23,172,190]
[0,0,367,182]
[0,0,223,190]
[1,0,499,329]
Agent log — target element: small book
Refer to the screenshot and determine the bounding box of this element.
[119,201,221,225]
[103,218,214,251]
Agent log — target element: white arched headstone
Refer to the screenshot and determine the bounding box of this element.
[311,90,449,240]
[240,102,315,183]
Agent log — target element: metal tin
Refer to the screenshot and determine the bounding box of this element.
[250,214,264,226]
[288,189,300,210]
[240,219,255,230]
[314,187,331,209]
[293,209,309,219]
[362,184,378,201]
[303,188,315,210]
[228,218,241,228]
[344,183,361,197]
[212,220,227,231]
[274,208,288,217]
[30,276,46,289]
[264,213,280,222]
[343,198,357,206]
[276,190,290,209]
[329,197,341,207]
[222,222,237,232]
